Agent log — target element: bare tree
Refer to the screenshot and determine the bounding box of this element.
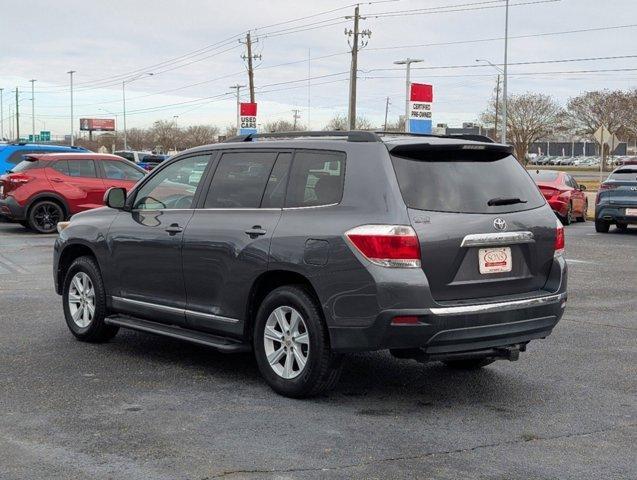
[566,89,633,137]
[182,125,219,148]
[149,120,182,152]
[125,128,150,151]
[482,92,563,163]
[324,114,372,130]
[262,119,307,133]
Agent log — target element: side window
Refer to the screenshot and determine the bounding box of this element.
[286,151,345,208]
[204,152,277,208]
[133,155,210,210]
[68,159,97,178]
[51,160,70,175]
[261,153,292,208]
[102,160,144,181]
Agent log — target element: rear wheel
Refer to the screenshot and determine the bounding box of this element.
[63,256,119,343]
[443,358,496,369]
[253,285,342,398]
[28,200,64,234]
[617,223,628,231]
[595,219,610,233]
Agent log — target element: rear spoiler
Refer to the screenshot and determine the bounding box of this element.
[389,142,514,160]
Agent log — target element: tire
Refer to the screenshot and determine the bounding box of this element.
[561,203,573,226]
[443,358,496,369]
[617,223,628,231]
[253,285,342,398]
[28,200,64,234]
[595,219,610,233]
[62,256,119,343]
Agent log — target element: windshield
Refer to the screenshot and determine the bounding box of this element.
[391,152,546,214]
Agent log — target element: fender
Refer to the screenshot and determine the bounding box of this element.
[26,191,71,218]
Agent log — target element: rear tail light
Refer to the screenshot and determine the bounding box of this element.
[7,173,30,184]
[345,225,421,268]
[391,315,420,325]
[554,219,565,256]
[598,183,617,191]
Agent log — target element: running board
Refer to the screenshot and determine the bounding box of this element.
[104,315,250,353]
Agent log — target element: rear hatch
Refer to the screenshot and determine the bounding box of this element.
[389,141,556,302]
[602,168,637,207]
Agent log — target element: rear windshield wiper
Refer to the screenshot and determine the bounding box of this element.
[487,196,528,206]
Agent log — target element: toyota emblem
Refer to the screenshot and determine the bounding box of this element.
[493,218,507,231]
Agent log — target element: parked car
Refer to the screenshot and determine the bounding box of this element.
[528,169,587,225]
[595,166,637,232]
[0,142,89,174]
[113,150,153,164]
[0,153,145,233]
[138,154,170,171]
[54,131,567,398]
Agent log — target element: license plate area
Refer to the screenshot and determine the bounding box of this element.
[478,247,512,274]
[626,208,637,217]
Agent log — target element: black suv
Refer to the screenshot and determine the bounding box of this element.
[54,131,567,397]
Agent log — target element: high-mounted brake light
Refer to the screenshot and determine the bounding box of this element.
[554,219,565,256]
[345,225,421,268]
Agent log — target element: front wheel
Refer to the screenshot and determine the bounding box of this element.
[62,256,119,343]
[253,286,342,398]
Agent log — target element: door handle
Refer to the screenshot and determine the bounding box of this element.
[50,177,64,183]
[245,225,267,238]
[165,223,184,235]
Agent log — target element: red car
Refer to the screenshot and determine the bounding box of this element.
[529,169,588,225]
[0,153,145,233]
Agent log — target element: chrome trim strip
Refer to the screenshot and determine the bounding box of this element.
[111,296,240,324]
[429,292,566,316]
[460,231,534,248]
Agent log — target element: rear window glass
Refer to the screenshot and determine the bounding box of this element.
[11,159,42,172]
[528,170,559,182]
[610,169,637,180]
[286,151,345,208]
[391,152,545,214]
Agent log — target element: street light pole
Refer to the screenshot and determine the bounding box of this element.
[122,72,154,150]
[476,59,504,142]
[394,58,423,133]
[29,79,36,143]
[68,70,75,146]
[502,0,509,144]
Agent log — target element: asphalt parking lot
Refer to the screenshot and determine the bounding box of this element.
[0,221,635,480]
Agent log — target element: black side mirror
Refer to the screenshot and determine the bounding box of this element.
[104,187,127,209]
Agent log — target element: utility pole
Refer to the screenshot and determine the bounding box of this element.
[383,97,390,131]
[0,88,4,141]
[292,109,301,131]
[394,58,423,133]
[29,79,36,143]
[345,5,371,130]
[502,0,510,144]
[15,87,19,141]
[240,32,261,103]
[68,70,75,146]
[229,84,246,135]
[494,74,501,142]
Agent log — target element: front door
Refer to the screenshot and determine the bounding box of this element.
[107,154,212,326]
[182,150,291,336]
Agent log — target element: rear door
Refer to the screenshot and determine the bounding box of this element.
[390,143,555,302]
[47,158,106,212]
[182,150,290,336]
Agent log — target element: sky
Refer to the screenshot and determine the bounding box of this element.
[0,0,635,138]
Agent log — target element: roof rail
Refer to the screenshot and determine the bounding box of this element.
[223,130,381,143]
[375,131,496,144]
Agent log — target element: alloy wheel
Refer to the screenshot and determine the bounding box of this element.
[32,202,62,233]
[263,306,310,379]
[68,272,96,328]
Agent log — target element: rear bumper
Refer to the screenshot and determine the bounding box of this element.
[329,291,567,353]
[0,196,26,220]
[595,204,637,224]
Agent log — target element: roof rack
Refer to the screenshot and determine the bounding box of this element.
[375,131,495,144]
[223,130,381,143]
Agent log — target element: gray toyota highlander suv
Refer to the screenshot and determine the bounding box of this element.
[54,131,567,397]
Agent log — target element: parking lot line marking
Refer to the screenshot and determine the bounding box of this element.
[566,259,596,264]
